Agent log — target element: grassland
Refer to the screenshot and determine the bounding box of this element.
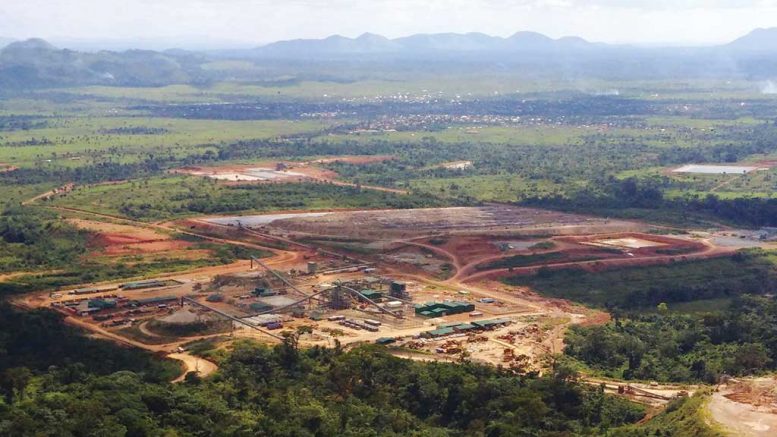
[0,117,331,167]
[409,174,566,202]
[0,182,57,206]
[318,125,588,146]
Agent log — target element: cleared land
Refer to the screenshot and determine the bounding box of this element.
[205,205,641,239]
[172,156,404,194]
[674,164,760,174]
[709,378,777,437]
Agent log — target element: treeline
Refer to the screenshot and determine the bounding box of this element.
[0,147,223,189]
[184,183,451,214]
[0,303,178,381]
[505,251,776,310]
[106,181,455,221]
[524,176,777,227]
[0,115,48,131]
[0,207,87,273]
[0,160,168,186]
[566,295,777,383]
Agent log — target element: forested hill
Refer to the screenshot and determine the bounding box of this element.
[0,39,203,88]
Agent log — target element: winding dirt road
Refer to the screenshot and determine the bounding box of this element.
[457,239,730,284]
[169,353,219,383]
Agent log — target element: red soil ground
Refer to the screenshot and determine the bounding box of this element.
[70,219,197,257]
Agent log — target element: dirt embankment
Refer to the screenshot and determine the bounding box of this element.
[69,218,198,256]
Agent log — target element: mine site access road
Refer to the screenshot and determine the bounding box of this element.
[458,239,731,283]
[56,314,222,382]
[169,353,219,383]
[387,234,730,284]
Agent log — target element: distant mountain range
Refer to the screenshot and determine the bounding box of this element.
[251,31,601,57]
[2,28,777,89]
[248,28,777,58]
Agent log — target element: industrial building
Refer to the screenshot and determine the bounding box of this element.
[253,287,278,297]
[389,281,410,299]
[415,301,476,317]
[88,298,117,310]
[471,318,511,330]
[130,295,179,307]
[121,280,168,290]
[421,319,512,338]
[69,286,118,295]
[359,289,383,301]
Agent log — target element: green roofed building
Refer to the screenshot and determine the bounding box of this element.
[360,289,383,301]
[131,295,178,306]
[415,301,475,317]
[88,298,117,309]
[422,327,456,338]
[453,323,478,332]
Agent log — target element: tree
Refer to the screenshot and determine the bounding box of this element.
[1,367,32,403]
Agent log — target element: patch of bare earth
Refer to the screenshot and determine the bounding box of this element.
[68,218,200,257]
[709,378,777,437]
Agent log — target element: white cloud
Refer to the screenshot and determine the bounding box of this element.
[0,0,776,47]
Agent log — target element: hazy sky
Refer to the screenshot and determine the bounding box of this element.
[2,0,777,48]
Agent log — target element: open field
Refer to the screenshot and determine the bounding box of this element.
[0,117,332,167]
